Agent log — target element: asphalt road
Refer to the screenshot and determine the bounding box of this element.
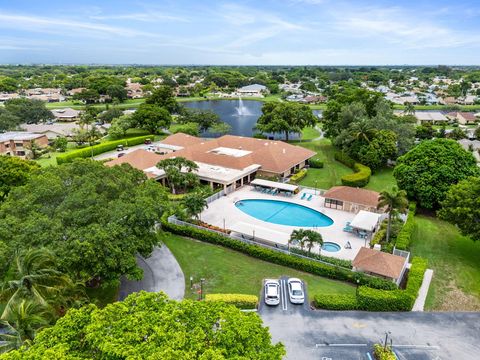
[118,245,185,301]
[258,278,480,360]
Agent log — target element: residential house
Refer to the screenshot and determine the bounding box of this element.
[322,186,381,213]
[458,139,480,162]
[19,122,112,140]
[300,95,327,104]
[106,133,315,192]
[352,247,408,285]
[457,95,478,105]
[126,82,144,99]
[51,108,82,122]
[67,88,86,96]
[0,93,19,102]
[440,96,457,105]
[414,111,448,125]
[446,112,477,125]
[0,132,49,159]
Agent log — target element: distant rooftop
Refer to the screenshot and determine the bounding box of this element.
[0,131,46,142]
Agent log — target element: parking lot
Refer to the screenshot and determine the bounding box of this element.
[258,277,480,360]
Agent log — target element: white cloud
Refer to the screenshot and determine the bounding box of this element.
[90,12,189,23]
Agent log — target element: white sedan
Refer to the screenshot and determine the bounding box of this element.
[287,278,305,304]
[264,279,281,306]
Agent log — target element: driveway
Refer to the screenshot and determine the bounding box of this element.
[118,245,185,301]
[258,278,480,359]
[94,140,163,161]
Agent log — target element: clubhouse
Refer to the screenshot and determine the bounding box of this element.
[106,133,316,191]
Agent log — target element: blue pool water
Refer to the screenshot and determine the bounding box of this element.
[235,199,334,227]
[322,242,341,252]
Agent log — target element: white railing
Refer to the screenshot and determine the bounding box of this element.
[167,215,354,271]
[298,185,327,195]
[204,190,226,204]
[393,248,410,261]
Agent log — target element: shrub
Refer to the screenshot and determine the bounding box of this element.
[56,135,153,164]
[370,228,386,248]
[395,202,416,250]
[161,215,396,290]
[314,293,359,310]
[309,157,324,168]
[290,248,352,269]
[335,152,371,187]
[289,169,307,183]
[205,294,258,309]
[373,344,396,360]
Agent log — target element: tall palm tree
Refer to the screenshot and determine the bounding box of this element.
[349,119,376,143]
[404,102,415,116]
[0,299,53,353]
[377,187,409,243]
[289,229,306,251]
[303,230,324,254]
[0,248,74,318]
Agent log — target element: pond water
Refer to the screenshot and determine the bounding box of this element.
[183,99,321,138]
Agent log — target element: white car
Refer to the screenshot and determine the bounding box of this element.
[287,278,305,304]
[264,279,280,306]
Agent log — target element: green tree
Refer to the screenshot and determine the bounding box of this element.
[145,85,180,113]
[256,102,317,141]
[108,115,133,139]
[26,140,43,160]
[172,122,200,136]
[393,139,479,209]
[105,84,127,102]
[156,157,199,194]
[404,102,415,116]
[182,191,208,220]
[448,127,467,140]
[357,130,398,170]
[97,107,123,123]
[0,160,169,285]
[299,81,318,93]
[0,108,21,132]
[0,156,40,202]
[377,187,409,243]
[73,88,100,104]
[474,126,480,139]
[415,123,435,140]
[132,103,171,134]
[1,292,285,359]
[0,76,18,92]
[303,230,323,253]
[438,177,480,242]
[209,121,232,135]
[52,137,68,152]
[178,108,219,132]
[0,300,52,353]
[4,98,53,124]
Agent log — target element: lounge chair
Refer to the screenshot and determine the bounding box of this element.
[344,241,352,249]
[300,193,306,200]
[307,194,313,201]
[343,226,353,233]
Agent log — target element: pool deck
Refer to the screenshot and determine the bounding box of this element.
[200,186,372,261]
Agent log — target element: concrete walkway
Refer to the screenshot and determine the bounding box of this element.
[118,245,185,301]
[412,269,434,311]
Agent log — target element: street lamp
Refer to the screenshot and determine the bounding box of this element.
[384,331,391,351]
[314,180,318,195]
[190,276,193,289]
[200,278,205,300]
[356,279,360,296]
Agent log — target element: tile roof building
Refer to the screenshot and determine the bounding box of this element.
[352,247,408,285]
[106,133,315,191]
[323,186,381,213]
[0,132,49,159]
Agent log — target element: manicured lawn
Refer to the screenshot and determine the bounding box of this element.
[365,167,397,192]
[410,215,480,311]
[299,126,321,141]
[161,233,355,301]
[296,139,352,190]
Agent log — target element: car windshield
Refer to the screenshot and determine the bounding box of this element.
[292,290,302,296]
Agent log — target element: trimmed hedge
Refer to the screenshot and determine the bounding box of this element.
[373,344,396,360]
[161,215,396,290]
[334,152,371,187]
[56,135,153,164]
[395,202,416,250]
[314,256,428,311]
[205,294,258,309]
[313,293,359,310]
[308,157,324,168]
[290,248,352,269]
[289,169,307,183]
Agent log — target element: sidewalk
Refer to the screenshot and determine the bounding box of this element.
[412,269,434,311]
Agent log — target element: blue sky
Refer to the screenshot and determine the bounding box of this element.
[0,0,479,65]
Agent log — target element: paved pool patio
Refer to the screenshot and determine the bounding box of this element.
[200,186,375,261]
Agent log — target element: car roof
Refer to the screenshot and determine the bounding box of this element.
[289,281,302,291]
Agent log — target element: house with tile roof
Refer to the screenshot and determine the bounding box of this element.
[106,133,315,192]
[322,186,381,213]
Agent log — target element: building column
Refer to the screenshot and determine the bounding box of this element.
[240,177,244,186]
[209,181,214,190]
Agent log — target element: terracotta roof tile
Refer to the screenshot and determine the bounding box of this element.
[353,247,407,279]
[323,186,380,207]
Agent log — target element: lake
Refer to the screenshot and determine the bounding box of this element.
[183,99,322,138]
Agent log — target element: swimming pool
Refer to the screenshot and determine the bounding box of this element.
[235,199,334,227]
[321,242,341,252]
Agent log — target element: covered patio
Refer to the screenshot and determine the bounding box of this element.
[343,210,382,240]
[250,178,299,196]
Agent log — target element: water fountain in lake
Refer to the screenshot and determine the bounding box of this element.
[235,97,252,116]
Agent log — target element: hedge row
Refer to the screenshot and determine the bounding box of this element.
[161,215,396,290]
[314,256,428,311]
[56,135,153,164]
[289,169,307,183]
[308,157,324,168]
[395,202,417,250]
[290,247,352,269]
[204,294,258,309]
[334,152,371,187]
[313,293,359,310]
[373,344,396,360]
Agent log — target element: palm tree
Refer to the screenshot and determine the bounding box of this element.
[182,191,208,221]
[349,119,376,143]
[377,187,409,243]
[0,299,52,353]
[404,102,415,116]
[0,248,74,318]
[303,230,324,254]
[289,229,306,251]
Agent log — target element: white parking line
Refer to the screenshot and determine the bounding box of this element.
[392,345,439,350]
[315,343,368,347]
[281,279,288,311]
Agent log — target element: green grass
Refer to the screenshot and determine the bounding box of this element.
[86,283,119,308]
[410,215,480,311]
[295,139,352,190]
[299,127,321,141]
[365,167,397,192]
[161,233,355,301]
